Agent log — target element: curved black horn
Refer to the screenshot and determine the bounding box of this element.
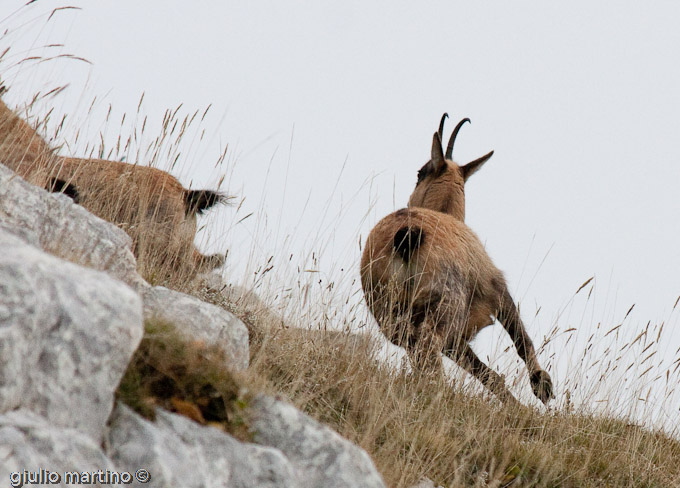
[438,113,449,140]
[446,117,470,160]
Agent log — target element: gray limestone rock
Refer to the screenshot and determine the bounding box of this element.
[409,478,445,488]
[249,395,386,488]
[0,230,143,441]
[0,410,116,487]
[0,162,144,290]
[142,285,249,370]
[108,404,297,488]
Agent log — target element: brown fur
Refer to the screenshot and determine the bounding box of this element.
[361,115,554,405]
[0,95,227,278]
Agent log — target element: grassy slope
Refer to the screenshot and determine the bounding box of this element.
[240,307,680,487]
[118,280,680,488]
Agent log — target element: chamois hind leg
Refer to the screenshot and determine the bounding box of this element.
[496,287,554,404]
[407,314,445,376]
[448,341,519,406]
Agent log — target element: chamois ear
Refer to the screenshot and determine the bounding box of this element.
[461,150,494,181]
[430,132,446,172]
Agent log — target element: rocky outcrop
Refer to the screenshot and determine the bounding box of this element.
[108,399,387,488]
[0,161,385,487]
[0,410,116,478]
[108,405,298,488]
[250,395,386,488]
[0,162,249,369]
[0,230,143,440]
[0,163,143,290]
[142,285,249,371]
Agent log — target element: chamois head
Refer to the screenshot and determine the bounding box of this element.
[408,113,494,221]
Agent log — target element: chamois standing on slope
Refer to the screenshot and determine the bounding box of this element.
[361,114,554,405]
[0,92,228,277]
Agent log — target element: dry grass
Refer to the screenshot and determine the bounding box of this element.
[117,307,680,487]
[3,9,679,483]
[1,4,233,287]
[186,282,680,488]
[220,293,679,488]
[0,80,230,287]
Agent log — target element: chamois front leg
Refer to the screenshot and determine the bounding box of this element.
[496,288,554,404]
[447,342,519,405]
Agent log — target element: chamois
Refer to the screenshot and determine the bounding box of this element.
[360,114,554,405]
[0,92,228,276]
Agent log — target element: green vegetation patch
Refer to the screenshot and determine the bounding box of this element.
[116,319,251,440]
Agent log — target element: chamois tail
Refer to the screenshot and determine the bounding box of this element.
[47,177,80,203]
[393,226,425,263]
[184,189,230,216]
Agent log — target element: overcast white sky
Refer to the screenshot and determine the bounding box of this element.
[2,1,679,429]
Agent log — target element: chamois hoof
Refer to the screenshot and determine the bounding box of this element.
[530,369,554,404]
[202,253,226,270]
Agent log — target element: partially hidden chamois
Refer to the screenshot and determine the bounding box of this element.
[0,91,227,276]
[360,114,554,405]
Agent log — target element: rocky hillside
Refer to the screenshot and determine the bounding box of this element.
[0,161,386,488]
[3,158,680,487]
